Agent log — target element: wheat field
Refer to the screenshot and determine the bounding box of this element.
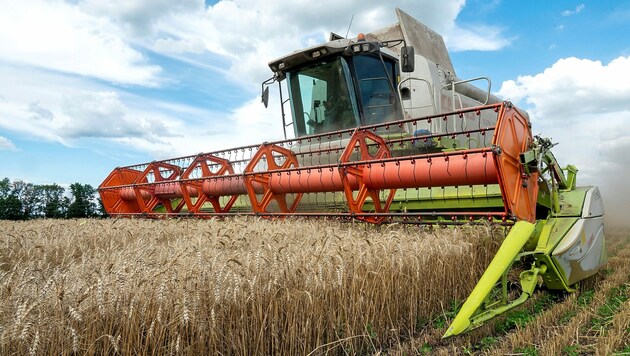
[1,218,628,355]
[0,218,503,355]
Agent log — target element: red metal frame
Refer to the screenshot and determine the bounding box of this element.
[134,162,183,214]
[179,154,238,214]
[338,130,396,224]
[243,143,303,214]
[492,104,538,222]
[99,103,538,224]
[100,168,143,214]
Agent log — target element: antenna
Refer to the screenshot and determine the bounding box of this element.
[345,13,355,38]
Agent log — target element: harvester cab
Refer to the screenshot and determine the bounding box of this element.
[264,9,499,143]
[98,8,607,338]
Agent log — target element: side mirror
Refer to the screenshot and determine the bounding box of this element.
[261,86,269,108]
[401,46,415,73]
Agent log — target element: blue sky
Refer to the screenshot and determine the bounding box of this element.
[0,0,629,217]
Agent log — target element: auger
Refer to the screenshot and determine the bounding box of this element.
[99,8,607,336]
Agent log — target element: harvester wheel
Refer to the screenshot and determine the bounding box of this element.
[244,144,303,214]
[339,130,396,224]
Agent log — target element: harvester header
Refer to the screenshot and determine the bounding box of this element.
[100,102,535,224]
[98,8,606,337]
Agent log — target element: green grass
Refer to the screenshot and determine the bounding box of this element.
[532,292,560,313]
[416,342,432,355]
[577,289,595,307]
[494,309,532,334]
[492,293,560,334]
[558,310,577,324]
[562,344,581,356]
[514,346,538,355]
[591,284,629,330]
[613,345,630,355]
[476,336,499,350]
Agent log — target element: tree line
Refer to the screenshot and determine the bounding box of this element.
[0,177,106,220]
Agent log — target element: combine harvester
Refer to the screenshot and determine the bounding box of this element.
[99,9,607,337]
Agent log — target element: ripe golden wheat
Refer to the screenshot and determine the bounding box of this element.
[0,218,504,355]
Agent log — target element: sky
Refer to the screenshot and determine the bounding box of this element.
[0,0,629,221]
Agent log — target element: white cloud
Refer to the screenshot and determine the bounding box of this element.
[0,0,511,94]
[0,0,511,96]
[0,65,183,149]
[60,91,181,139]
[126,90,288,158]
[153,37,206,55]
[0,136,16,150]
[562,4,585,17]
[0,0,514,179]
[144,0,510,84]
[0,62,271,159]
[445,24,512,51]
[0,0,161,86]
[79,0,203,35]
[497,56,630,223]
[498,57,630,120]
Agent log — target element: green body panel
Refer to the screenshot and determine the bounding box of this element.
[386,185,504,212]
[530,217,579,292]
[444,186,595,337]
[564,165,578,190]
[456,265,546,330]
[153,199,183,214]
[523,219,545,251]
[154,205,167,213]
[556,187,589,217]
[535,218,579,254]
[532,188,595,290]
[443,221,536,337]
[536,180,552,213]
[534,253,574,291]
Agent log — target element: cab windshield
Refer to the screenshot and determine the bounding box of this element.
[352,55,401,125]
[287,57,360,136]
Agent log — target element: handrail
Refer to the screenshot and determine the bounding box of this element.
[441,76,492,111]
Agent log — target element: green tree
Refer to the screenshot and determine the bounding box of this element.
[0,178,23,220]
[36,184,67,218]
[0,178,9,197]
[67,183,97,218]
[0,178,101,220]
[0,178,38,220]
[11,180,38,218]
